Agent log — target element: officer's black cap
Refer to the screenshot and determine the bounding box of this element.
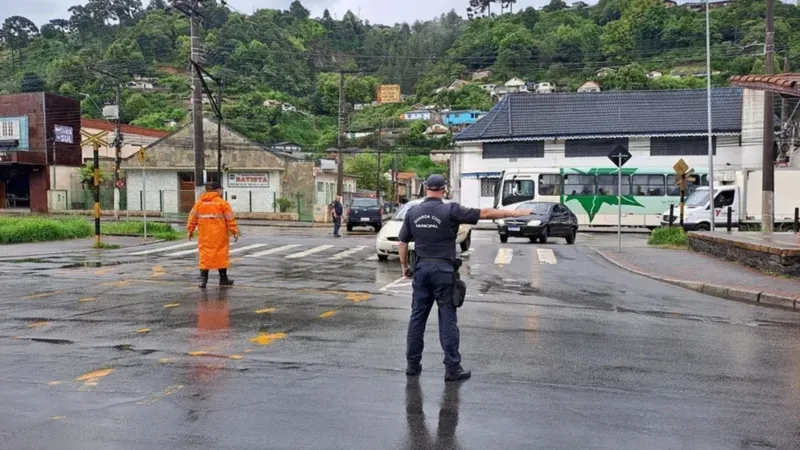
[425,174,447,191]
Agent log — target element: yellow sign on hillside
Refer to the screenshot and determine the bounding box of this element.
[377,84,401,104]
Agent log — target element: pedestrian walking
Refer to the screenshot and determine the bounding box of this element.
[187,182,240,289]
[331,195,344,238]
[399,174,531,381]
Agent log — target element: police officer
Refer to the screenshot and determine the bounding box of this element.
[399,174,532,381]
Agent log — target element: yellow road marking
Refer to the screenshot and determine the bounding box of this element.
[254,308,276,314]
[244,349,253,353]
[48,381,62,386]
[229,355,243,360]
[163,303,180,308]
[28,321,49,328]
[76,368,114,387]
[102,280,130,288]
[151,265,166,278]
[136,328,151,334]
[188,351,208,356]
[347,292,372,303]
[136,385,184,405]
[248,332,287,345]
[24,291,63,300]
[158,358,172,364]
[319,310,337,318]
[52,416,65,421]
[94,268,113,275]
[79,297,97,303]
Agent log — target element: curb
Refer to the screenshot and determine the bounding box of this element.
[0,238,166,261]
[592,248,799,311]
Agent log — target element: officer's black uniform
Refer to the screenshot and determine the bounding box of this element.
[399,174,480,381]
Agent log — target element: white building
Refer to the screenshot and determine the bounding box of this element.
[451,88,765,209]
[577,81,601,93]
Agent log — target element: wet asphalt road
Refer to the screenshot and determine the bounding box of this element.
[1,228,800,449]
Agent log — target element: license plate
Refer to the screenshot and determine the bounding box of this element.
[509,226,520,232]
[361,217,370,222]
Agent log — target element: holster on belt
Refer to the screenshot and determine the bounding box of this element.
[452,259,466,308]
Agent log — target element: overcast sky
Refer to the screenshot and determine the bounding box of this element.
[1,0,559,28]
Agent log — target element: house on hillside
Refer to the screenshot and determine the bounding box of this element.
[435,79,471,94]
[596,67,615,78]
[424,123,450,137]
[403,110,432,122]
[121,118,315,217]
[443,110,487,127]
[647,71,663,79]
[472,70,492,81]
[314,158,357,207]
[451,88,765,211]
[577,81,601,93]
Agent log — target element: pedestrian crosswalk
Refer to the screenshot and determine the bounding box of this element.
[122,241,559,265]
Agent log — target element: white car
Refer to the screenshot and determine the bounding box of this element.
[375,199,473,261]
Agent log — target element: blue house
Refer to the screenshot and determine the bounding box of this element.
[402,110,432,121]
[443,110,487,127]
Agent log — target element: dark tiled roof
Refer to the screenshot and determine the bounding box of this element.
[454,88,743,142]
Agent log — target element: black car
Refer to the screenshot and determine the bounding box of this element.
[347,197,384,232]
[497,201,578,244]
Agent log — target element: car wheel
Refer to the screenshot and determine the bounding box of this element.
[566,228,576,245]
[460,231,472,252]
[346,223,353,232]
[377,254,389,262]
[695,222,711,231]
[499,234,508,244]
[539,227,549,244]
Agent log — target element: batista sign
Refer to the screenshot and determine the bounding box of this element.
[228,173,270,188]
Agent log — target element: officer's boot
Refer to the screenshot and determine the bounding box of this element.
[444,365,471,382]
[406,362,422,376]
[198,270,209,289]
[219,269,234,287]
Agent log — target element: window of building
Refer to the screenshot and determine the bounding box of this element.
[480,178,497,197]
[206,172,220,184]
[650,137,716,156]
[317,182,325,192]
[632,174,665,196]
[565,139,628,158]
[483,142,544,159]
[596,175,631,195]
[563,174,595,195]
[538,174,562,196]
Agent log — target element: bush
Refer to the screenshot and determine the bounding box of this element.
[0,218,93,244]
[648,226,688,247]
[101,221,180,240]
[275,197,295,212]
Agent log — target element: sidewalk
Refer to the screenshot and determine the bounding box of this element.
[594,246,800,310]
[0,236,159,259]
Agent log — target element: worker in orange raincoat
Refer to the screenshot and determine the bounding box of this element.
[187,182,240,289]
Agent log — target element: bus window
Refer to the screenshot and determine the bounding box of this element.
[538,174,562,196]
[563,174,595,196]
[501,179,535,205]
[596,175,631,196]
[667,175,702,196]
[632,175,665,196]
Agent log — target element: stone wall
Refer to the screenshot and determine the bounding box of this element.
[282,159,315,210]
[689,233,800,277]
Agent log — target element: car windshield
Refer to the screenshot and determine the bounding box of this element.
[392,203,417,221]
[685,189,710,207]
[520,203,552,215]
[351,198,378,207]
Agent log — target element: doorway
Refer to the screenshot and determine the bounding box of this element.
[0,166,30,209]
[178,172,195,214]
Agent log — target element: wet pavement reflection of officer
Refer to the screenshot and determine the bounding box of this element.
[399,175,532,381]
[404,378,463,450]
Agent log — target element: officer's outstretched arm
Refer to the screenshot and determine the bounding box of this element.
[479,208,532,220]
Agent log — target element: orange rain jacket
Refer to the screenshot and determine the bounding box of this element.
[187,192,239,270]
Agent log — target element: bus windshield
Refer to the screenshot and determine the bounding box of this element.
[501,179,535,206]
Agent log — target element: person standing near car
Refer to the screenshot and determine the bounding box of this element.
[331,195,344,238]
[187,182,240,289]
[399,174,531,381]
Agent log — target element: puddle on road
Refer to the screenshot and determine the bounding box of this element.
[3,259,124,270]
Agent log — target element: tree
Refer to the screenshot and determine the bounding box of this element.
[105,38,146,69]
[20,72,46,92]
[345,153,391,193]
[542,0,568,13]
[41,19,71,40]
[289,1,310,21]
[2,16,39,66]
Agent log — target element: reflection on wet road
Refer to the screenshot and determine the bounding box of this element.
[1,229,800,448]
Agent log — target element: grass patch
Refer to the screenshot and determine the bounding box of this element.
[93,242,122,249]
[100,221,180,240]
[0,218,92,244]
[648,226,688,248]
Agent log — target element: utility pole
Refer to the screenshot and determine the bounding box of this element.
[113,83,122,220]
[762,0,775,232]
[376,124,382,203]
[337,71,345,197]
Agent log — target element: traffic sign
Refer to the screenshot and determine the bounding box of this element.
[137,148,147,164]
[115,179,124,189]
[608,145,631,167]
[673,158,689,176]
[79,130,108,148]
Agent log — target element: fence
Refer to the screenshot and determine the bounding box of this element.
[64,190,127,211]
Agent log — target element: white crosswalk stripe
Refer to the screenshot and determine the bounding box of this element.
[286,245,335,259]
[165,248,198,257]
[130,242,194,256]
[229,244,269,254]
[365,255,379,261]
[494,248,513,265]
[327,246,367,260]
[246,244,302,258]
[537,248,557,264]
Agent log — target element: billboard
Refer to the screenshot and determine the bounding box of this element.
[377,84,402,104]
[0,116,29,150]
[228,172,270,188]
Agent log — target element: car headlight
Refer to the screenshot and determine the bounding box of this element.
[527,220,541,226]
[497,219,505,226]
